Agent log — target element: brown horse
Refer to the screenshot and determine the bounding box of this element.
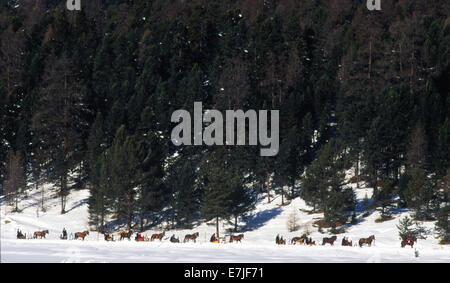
[230,234,244,243]
[74,230,89,240]
[291,237,305,245]
[359,235,375,247]
[118,230,133,241]
[184,232,199,243]
[322,236,337,246]
[401,237,417,248]
[151,230,165,241]
[33,230,49,239]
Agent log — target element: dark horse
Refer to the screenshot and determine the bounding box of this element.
[151,230,165,241]
[33,230,49,239]
[230,234,244,243]
[359,235,375,247]
[184,232,199,243]
[322,236,337,246]
[118,230,133,241]
[74,230,89,240]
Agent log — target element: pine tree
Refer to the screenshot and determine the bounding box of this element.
[108,126,142,230]
[200,148,236,239]
[3,149,26,212]
[301,140,355,228]
[32,55,86,214]
[166,156,200,229]
[88,153,112,233]
[435,205,450,243]
[375,178,395,221]
[397,216,416,241]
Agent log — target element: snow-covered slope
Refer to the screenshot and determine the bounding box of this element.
[1,182,449,263]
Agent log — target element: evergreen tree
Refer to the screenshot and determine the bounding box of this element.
[166,156,200,229]
[3,149,26,212]
[108,126,142,230]
[397,216,417,241]
[374,178,395,221]
[301,140,355,226]
[200,148,236,239]
[435,205,450,243]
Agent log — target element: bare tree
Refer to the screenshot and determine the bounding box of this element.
[286,208,301,232]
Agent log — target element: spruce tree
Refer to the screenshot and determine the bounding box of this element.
[435,205,450,243]
[397,216,416,241]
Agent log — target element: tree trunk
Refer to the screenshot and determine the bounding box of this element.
[356,151,360,189]
[216,216,220,239]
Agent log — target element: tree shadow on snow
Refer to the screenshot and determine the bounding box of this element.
[239,206,283,232]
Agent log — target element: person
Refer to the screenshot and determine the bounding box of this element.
[276,234,280,244]
[62,228,67,238]
[17,229,24,239]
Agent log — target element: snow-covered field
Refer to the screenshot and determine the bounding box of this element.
[1,182,449,263]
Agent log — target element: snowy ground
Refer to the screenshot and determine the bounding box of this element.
[1,182,449,263]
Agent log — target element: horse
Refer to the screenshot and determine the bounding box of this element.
[151,230,165,241]
[322,236,337,246]
[359,235,375,247]
[230,234,244,243]
[33,230,49,239]
[74,230,89,240]
[184,232,199,243]
[291,237,305,245]
[401,237,417,248]
[118,230,133,241]
[170,234,180,243]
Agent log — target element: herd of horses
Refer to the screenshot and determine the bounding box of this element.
[15,229,417,248]
[276,234,380,248]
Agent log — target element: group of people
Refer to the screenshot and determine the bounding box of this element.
[16,229,26,239]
